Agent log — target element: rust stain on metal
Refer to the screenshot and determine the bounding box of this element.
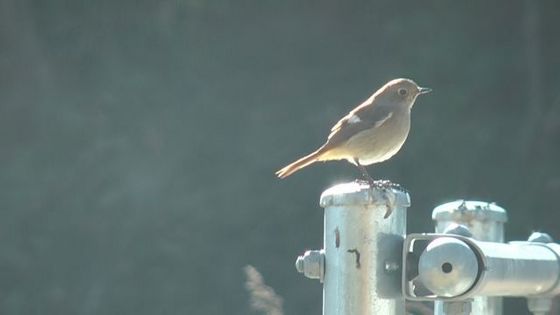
[347,248,361,269]
[335,227,340,248]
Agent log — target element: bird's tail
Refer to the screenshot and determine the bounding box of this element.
[275,148,325,179]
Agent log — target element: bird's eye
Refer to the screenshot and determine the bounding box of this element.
[398,88,408,96]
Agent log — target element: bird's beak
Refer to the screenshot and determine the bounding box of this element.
[418,87,432,94]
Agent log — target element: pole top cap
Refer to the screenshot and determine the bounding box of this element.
[432,200,508,223]
[320,181,410,208]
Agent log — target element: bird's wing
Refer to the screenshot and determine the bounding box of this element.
[325,99,393,148]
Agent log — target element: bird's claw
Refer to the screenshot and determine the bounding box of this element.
[353,178,404,219]
[382,190,397,218]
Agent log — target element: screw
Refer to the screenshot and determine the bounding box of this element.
[295,256,304,273]
[443,224,473,237]
[294,250,325,282]
[384,260,399,272]
[528,232,553,243]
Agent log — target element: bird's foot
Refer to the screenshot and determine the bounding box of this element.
[354,178,401,190]
[373,179,392,189]
[383,191,396,219]
[354,178,368,184]
[352,178,407,219]
[374,180,408,193]
[354,177,376,187]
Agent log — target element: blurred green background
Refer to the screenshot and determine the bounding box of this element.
[1,1,559,314]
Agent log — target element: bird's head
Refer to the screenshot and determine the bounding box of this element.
[379,78,431,108]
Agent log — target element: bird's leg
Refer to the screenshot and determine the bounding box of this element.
[352,159,394,218]
[353,158,375,186]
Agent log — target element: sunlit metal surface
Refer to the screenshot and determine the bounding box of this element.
[418,237,478,297]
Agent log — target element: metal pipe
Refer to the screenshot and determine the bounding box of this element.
[417,237,560,298]
[474,241,559,296]
[319,182,410,315]
[432,200,507,315]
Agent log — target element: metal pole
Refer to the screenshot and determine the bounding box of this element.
[319,181,410,315]
[432,200,508,315]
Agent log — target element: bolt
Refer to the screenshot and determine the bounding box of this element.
[443,224,473,237]
[527,297,552,314]
[295,256,304,273]
[384,260,399,272]
[528,232,553,243]
[294,250,325,282]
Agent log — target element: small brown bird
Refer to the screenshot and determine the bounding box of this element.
[276,78,431,182]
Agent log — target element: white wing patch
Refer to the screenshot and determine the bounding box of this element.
[347,114,362,124]
[373,112,393,128]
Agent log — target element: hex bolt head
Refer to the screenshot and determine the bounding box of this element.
[295,256,304,273]
[527,297,552,313]
[384,260,400,272]
[528,232,553,243]
[443,223,473,238]
[294,250,325,282]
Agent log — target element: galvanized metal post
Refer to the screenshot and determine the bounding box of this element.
[432,200,508,315]
[318,181,410,315]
